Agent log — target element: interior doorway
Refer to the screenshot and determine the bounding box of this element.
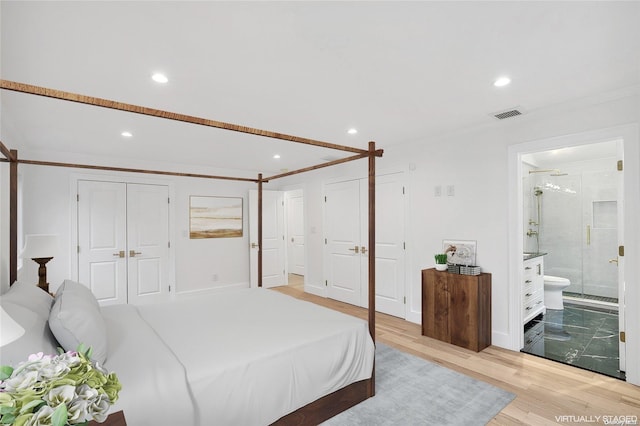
[515,138,626,380]
[285,189,305,287]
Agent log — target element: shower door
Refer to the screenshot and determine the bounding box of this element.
[582,170,619,302]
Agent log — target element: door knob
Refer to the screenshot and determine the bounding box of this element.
[348,246,360,253]
[608,258,619,264]
[361,246,368,254]
[113,251,125,258]
[251,242,259,249]
[129,250,142,257]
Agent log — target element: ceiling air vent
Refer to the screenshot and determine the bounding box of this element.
[492,107,524,120]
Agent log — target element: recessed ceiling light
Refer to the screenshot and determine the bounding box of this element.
[273,154,281,159]
[494,77,511,87]
[347,128,358,135]
[151,73,169,84]
[121,131,133,137]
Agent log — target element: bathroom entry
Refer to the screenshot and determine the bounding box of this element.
[521,139,625,377]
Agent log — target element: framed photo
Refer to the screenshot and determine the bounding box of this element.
[442,239,477,265]
[189,196,243,239]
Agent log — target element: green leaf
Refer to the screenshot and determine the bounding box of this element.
[76,343,93,359]
[51,404,68,426]
[19,399,45,414]
[0,413,16,424]
[0,366,13,381]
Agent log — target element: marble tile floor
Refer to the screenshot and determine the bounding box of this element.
[523,303,625,380]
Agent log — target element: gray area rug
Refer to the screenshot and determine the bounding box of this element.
[323,343,515,426]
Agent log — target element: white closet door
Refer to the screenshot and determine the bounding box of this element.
[126,184,170,304]
[77,181,127,305]
[325,179,362,306]
[78,180,170,305]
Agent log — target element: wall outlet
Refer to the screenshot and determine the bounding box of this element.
[447,185,455,196]
[434,185,442,197]
[212,274,219,282]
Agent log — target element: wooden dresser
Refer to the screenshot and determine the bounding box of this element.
[421,268,492,352]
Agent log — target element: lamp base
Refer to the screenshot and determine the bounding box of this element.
[32,257,53,294]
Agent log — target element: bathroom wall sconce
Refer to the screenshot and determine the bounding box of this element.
[22,234,59,294]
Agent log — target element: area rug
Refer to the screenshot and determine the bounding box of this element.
[323,343,515,426]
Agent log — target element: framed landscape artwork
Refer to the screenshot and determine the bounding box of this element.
[189,196,243,239]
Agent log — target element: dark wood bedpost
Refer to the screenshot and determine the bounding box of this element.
[258,173,263,288]
[368,141,376,397]
[9,149,18,285]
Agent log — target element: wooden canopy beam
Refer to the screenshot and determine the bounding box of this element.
[9,150,18,285]
[266,149,383,181]
[367,141,376,397]
[0,140,16,161]
[0,80,368,155]
[3,158,260,183]
[257,174,263,288]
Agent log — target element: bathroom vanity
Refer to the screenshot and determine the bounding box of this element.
[523,254,546,324]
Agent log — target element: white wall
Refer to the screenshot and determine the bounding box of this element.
[277,89,640,355]
[16,162,256,295]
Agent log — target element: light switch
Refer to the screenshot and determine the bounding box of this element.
[434,185,442,197]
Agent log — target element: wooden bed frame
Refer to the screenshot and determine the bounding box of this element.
[0,79,381,423]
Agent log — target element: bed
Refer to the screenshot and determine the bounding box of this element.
[0,80,381,424]
[1,280,374,425]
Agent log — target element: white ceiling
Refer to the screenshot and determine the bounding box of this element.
[1,1,639,177]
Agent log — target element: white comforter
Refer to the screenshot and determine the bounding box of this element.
[103,288,374,426]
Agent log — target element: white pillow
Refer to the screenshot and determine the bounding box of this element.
[49,286,108,364]
[55,279,100,310]
[2,280,53,320]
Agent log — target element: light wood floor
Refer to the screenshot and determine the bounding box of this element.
[272,284,640,425]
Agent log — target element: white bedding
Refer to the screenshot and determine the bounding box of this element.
[103,288,374,425]
[102,305,196,426]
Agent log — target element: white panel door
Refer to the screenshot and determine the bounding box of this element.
[249,190,286,288]
[78,180,170,305]
[286,191,305,277]
[78,181,127,305]
[325,179,362,306]
[324,173,406,318]
[126,184,170,304]
[362,174,406,318]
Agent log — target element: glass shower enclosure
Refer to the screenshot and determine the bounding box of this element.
[524,168,619,305]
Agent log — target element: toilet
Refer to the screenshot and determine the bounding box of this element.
[543,275,571,310]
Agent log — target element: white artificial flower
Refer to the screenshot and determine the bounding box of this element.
[67,398,90,423]
[2,370,38,392]
[44,384,75,407]
[88,393,111,423]
[26,405,55,426]
[75,384,99,401]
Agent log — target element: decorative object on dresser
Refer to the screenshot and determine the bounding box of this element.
[522,254,545,324]
[421,268,492,352]
[434,253,448,271]
[22,234,59,293]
